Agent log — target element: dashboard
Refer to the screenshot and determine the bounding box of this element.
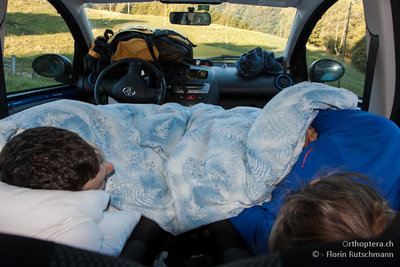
[167,63,293,109]
[79,60,294,109]
[168,65,219,106]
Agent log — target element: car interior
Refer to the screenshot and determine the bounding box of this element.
[0,0,399,266]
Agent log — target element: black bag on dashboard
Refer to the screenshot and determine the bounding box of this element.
[84,28,196,83]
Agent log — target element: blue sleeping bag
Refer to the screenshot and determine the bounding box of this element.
[230,109,400,254]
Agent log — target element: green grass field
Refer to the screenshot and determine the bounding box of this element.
[5,5,365,96]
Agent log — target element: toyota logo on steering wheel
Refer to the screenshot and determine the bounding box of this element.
[122,87,136,96]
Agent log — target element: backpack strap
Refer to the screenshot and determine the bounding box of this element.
[84,29,111,75]
[154,29,196,48]
[143,37,159,63]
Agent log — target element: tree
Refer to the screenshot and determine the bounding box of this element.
[307,0,366,68]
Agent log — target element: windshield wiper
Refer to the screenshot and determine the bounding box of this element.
[200,55,239,62]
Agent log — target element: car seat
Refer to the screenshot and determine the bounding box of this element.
[119,216,168,265]
[208,219,253,263]
[1,213,398,266]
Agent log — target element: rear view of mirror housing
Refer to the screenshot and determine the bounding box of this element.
[161,0,221,3]
[170,11,211,25]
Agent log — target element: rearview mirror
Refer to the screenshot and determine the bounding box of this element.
[32,54,72,83]
[170,12,211,25]
[162,0,221,3]
[309,59,345,83]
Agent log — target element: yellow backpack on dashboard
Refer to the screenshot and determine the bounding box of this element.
[84,27,196,83]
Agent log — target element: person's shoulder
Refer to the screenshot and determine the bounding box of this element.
[314,109,399,135]
[316,109,394,124]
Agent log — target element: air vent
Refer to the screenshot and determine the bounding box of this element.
[275,74,293,90]
[174,83,210,94]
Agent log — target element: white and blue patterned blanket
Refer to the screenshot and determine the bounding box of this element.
[0,82,358,234]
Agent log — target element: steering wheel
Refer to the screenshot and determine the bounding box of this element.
[94,57,166,105]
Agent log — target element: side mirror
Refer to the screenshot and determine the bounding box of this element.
[169,11,211,25]
[32,54,72,83]
[309,59,345,83]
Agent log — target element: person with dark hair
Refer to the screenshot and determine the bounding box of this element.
[268,172,394,252]
[230,109,400,254]
[0,126,114,191]
[0,126,140,256]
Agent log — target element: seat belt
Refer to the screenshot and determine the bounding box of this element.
[361,30,379,111]
[0,0,8,119]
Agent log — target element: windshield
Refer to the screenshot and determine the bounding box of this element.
[84,2,296,61]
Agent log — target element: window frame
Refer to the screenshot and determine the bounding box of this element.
[289,0,339,82]
[4,0,91,114]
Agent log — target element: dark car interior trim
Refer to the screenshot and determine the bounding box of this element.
[48,0,89,86]
[7,87,79,115]
[289,0,338,82]
[0,42,8,119]
[361,30,379,112]
[390,0,400,126]
[0,2,8,119]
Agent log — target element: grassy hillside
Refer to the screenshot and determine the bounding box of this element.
[5,0,73,57]
[87,8,289,57]
[5,3,289,66]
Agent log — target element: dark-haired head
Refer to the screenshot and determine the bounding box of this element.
[0,126,106,190]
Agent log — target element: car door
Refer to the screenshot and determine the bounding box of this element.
[287,0,400,126]
[0,0,89,118]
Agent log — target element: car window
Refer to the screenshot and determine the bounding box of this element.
[84,2,296,61]
[306,0,366,97]
[4,1,74,93]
